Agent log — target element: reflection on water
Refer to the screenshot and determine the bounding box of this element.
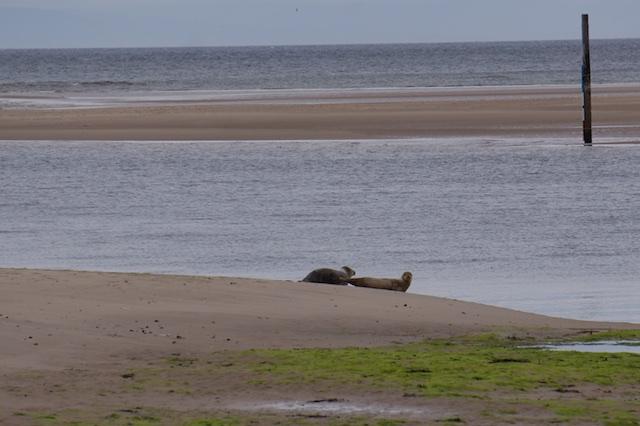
[1,138,639,322]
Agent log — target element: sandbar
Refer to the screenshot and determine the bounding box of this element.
[1,268,638,423]
[1,268,634,372]
[2,84,640,141]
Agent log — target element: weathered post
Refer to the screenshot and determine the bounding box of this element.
[582,14,593,145]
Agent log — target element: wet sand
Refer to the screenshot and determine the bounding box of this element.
[2,84,640,141]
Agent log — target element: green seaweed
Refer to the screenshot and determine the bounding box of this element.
[185,419,242,426]
[13,332,640,425]
[246,338,640,397]
[572,329,640,342]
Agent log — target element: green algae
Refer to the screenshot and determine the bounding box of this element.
[12,331,640,425]
[246,337,640,397]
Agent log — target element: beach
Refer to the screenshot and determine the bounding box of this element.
[2,84,640,141]
[3,30,640,426]
[1,268,638,424]
[3,268,630,368]
[3,76,640,424]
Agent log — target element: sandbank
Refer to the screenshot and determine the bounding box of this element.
[2,84,640,141]
[1,268,638,423]
[1,268,635,373]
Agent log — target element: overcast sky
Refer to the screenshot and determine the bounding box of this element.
[1,0,639,49]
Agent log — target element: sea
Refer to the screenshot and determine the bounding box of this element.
[1,40,639,322]
[2,39,640,106]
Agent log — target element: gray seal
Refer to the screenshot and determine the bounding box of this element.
[347,271,412,292]
[301,266,356,285]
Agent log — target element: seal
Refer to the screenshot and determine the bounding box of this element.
[301,266,356,285]
[347,271,412,292]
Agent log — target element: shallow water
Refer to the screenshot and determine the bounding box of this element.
[254,400,426,416]
[534,341,640,354]
[1,138,639,322]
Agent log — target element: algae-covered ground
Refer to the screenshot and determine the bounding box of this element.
[5,331,640,426]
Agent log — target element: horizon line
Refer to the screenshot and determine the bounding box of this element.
[1,36,638,51]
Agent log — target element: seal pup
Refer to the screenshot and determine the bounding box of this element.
[301,266,356,285]
[347,271,412,292]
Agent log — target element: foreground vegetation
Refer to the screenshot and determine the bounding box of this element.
[10,330,640,425]
[250,331,640,397]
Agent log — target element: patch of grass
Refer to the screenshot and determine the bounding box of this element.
[246,338,640,398]
[25,409,170,426]
[22,332,638,425]
[604,413,640,426]
[29,413,61,425]
[185,418,242,426]
[129,415,161,425]
[373,420,407,426]
[541,399,640,425]
[546,400,591,418]
[572,329,640,342]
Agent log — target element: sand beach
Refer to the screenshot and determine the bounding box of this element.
[2,268,630,368]
[1,268,638,424]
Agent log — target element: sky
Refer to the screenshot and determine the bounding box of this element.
[1,0,639,49]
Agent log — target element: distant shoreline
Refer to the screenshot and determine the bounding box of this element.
[2,84,640,141]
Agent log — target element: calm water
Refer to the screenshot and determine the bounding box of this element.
[535,342,640,354]
[2,39,640,98]
[1,139,639,322]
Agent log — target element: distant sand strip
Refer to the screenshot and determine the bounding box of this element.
[2,85,640,140]
[0,268,636,374]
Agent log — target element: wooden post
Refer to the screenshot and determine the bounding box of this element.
[582,14,593,145]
